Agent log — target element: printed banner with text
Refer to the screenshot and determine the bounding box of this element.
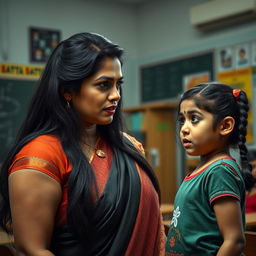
[0,63,44,78]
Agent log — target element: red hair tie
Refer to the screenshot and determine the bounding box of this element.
[233,89,241,99]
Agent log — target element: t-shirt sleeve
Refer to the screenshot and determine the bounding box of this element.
[9,135,68,183]
[205,163,244,205]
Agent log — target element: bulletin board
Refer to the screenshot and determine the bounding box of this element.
[140,51,214,102]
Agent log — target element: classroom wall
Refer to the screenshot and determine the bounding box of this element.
[134,0,256,103]
[135,0,256,143]
[135,0,256,177]
[0,0,139,106]
[137,0,256,62]
[1,0,256,108]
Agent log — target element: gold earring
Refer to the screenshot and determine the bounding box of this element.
[67,100,71,109]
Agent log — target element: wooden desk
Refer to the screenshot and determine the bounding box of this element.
[0,231,14,245]
[246,213,256,227]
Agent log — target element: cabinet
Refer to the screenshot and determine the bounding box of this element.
[123,102,178,203]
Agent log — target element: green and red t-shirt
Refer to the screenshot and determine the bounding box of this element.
[166,157,245,256]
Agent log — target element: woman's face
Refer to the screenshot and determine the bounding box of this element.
[67,57,123,127]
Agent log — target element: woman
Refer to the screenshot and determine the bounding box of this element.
[0,32,165,255]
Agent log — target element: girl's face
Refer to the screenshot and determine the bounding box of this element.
[178,99,224,158]
[67,57,123,127]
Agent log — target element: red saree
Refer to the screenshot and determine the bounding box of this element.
[9,134,165,255]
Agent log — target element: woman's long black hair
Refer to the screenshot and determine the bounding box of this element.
[0,33,160,238]
[178,82,254,190]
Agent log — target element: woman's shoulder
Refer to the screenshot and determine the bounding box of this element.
[22,134,61,151]
[10,134,70,183]
[31,134,61,144]
[122,132,145,155]
[14,134,67,166]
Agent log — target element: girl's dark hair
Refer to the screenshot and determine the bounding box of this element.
[179,81,253,190]
[0,32,160,239]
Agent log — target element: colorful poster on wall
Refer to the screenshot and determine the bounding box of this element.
[217,46,234,72]
[235,43,250,69]
[29,27,61,63]
[183,71,210,91]
[217,68,253,143]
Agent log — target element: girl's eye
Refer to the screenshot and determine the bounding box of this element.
[191,115,200,123]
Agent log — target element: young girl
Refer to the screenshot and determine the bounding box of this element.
[166,82,253,256]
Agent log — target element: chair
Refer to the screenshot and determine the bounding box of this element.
[243,231,256,256]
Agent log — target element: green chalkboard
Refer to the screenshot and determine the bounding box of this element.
[140,51,214,102]
[0,78,38,162]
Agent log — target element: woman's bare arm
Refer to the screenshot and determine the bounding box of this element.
[213,197,245,256]
[9,169,62,256]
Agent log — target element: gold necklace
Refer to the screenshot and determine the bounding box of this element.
[81,138,106,159]
[95,149,106,158]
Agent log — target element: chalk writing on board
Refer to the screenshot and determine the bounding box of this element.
[0,78,37,162]
[0,82,21,148]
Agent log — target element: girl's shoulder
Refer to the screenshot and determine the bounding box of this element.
[207,157,242,179]
[210,157,240,170]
